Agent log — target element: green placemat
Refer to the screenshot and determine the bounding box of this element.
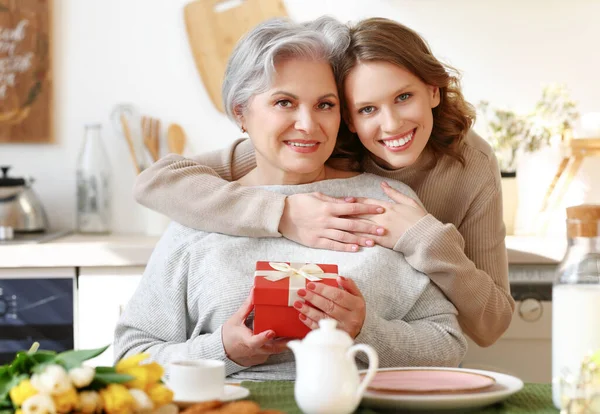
[241,381,559,414]
[478,383,558,414]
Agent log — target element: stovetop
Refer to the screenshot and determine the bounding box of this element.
[509,264,558,301]
[0,230,72,245]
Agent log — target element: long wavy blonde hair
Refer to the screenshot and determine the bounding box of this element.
[331,17,475,170]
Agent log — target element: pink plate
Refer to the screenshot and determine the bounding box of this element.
[366,369,496,394]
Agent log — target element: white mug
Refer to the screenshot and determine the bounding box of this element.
[167,360,225,401]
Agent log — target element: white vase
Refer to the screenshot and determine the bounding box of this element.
[501,172,518,236]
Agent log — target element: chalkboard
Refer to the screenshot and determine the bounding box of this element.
[0,0,51,143]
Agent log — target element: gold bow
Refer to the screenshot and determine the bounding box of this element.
[266,262,326,282]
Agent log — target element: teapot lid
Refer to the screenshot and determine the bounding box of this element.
[303,319,353,347]
[0,166,25,187]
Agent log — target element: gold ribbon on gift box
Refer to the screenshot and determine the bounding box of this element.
[254,262,338,306]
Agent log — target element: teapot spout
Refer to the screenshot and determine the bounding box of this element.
[287,340,302,354]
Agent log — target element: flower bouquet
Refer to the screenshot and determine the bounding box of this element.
[0,343,173,414]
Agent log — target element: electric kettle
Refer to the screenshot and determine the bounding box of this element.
[0,166,49,234]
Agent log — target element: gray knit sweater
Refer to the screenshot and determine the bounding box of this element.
[114,173,466,381]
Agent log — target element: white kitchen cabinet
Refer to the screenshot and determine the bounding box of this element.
[77,266,144,366]
[462,300,552,383]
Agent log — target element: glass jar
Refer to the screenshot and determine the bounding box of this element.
[552,204,600,410]
[76,124,111,234]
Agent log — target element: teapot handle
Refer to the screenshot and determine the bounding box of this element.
[347,343,379,400]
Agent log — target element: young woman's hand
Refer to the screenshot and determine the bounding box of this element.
[222,292,289,367]
[293,276,366,339]
[279,192,386,252]
[350,182,427,249]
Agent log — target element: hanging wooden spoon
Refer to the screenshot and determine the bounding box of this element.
[167,123,186,155]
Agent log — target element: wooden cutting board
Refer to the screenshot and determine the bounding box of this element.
[184,0,288,113]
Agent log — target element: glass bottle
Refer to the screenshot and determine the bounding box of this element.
[552,204,600,409]
[76,124,111,234]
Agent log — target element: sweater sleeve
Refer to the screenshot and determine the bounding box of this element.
[133,138,286,237]
[354,283,466,367]
[112,231,247,376]
[393,171,515,347]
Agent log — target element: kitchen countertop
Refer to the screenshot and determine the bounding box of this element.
[0,233,566,269]
[0,233,159,268]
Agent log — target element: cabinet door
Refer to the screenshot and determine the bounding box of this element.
[77,266,144,366]
[0,267,76,363]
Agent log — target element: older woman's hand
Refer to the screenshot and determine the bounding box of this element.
[294,276,366,338]
[222,292,289,367]
[279,192,386,253]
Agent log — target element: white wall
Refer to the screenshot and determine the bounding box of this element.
[1,0,599,234]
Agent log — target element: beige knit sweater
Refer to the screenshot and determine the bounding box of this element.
[134,131,514,347]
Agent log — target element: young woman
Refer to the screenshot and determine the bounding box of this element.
[133,17,513,347]
[115,17,466,380]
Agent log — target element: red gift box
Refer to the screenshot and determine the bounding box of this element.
[253,261,339,339]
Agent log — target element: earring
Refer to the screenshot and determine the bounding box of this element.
[241,126,246,133]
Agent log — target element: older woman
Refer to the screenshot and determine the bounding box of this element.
[114,17,466,381]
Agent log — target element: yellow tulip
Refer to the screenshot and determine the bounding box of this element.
[78,391,102,414]
[100,384,134,414]
[52,387,78,413]
[146,383,174,407]
[115,354,149,372]
[9,379,38,406]
[115,354,164,390]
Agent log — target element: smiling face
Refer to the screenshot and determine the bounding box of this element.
[238,58,340,184]
[344,60,440,169]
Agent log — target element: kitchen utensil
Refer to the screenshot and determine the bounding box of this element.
[0,166,49,232]
[110,104,148,173]
[142,116,161,162]
[120,115,140,174]
[167,123,186,155]
[184,0,287,112]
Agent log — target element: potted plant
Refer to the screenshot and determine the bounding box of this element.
[477,84,579,234]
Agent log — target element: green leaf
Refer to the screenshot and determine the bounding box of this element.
[30,351,57,364]
[55,345,110,370]
[8,352,35,376]
[95,366,117,374]
[86,372,135,390]
[94,372,134,384]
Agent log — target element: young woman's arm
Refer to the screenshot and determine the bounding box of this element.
[134,138,384,245]
[390,173,514,347]
[134,138,285,237]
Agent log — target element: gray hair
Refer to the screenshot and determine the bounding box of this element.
[221,16,350,122]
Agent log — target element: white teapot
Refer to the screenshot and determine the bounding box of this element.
[287,319,379,414]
